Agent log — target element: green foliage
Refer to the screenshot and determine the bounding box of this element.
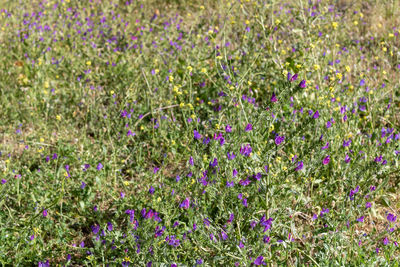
[0,0,399,265]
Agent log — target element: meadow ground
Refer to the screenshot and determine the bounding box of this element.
[0,0,400,265]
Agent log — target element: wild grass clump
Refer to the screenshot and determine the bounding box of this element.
[0,0,399,265]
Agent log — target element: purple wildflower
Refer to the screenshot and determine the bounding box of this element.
[245,123,253,132]
[180,198,190,209]
[323,155,330,165]
[96,163,103,171]
[299,79,307,88]
[254,256,266,266]
[194,130,202,139]
[295,161,304,171]
[275,135,284,145]
[271,93,277,103]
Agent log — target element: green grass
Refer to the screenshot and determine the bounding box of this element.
[0,0,400,265]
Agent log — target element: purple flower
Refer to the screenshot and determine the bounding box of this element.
[203,218,211,227]
[260,215,273,232]
[263,235,270,243]
[242,198,248,207]
[360,79,365,86]
[91,224,100,234]
[245,123,253,132]
[320,208,329,217]
[194,130,202,139]
[154,226,166,238]
[321,142,329,150]
[96,163,103,170]
[288,73,298,82]
[240,144,252,157]
[270,93,277,103]
[1,179,7,184]
[38,260,50,267]
[254,256,266,266]
[221,231,228,241]
[83,164,90,171]
[239,178,251,186]
[227,152,236,160]
[264,165,269,173]
[383,237,389,245]
[295,161,304,171]
[343,139,352,147]
[349,186,360,200]
[299,79,307,88]
[149,186,155,194]
[125,209,135,222]
[233,169,238,177]
[323,155,330,165]
[312,110,319,119]
[107,222,113,231]
[225,124,232,133]
[275,135,285,145]
[180,198,190,209]
[356,216,364,222]
[387,213,397,222]
[227,213,234,224]
[366,202,372,208]
[42,209,48,217]
[226,181,234,187]
[209,158,218,168]
[370,186,376,191]
[189,156,194,166]
[80,181,86,189]
[153,167,160,174]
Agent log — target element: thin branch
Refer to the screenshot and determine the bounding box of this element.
[134,105,180,127]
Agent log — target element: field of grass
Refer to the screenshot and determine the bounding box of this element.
[1,0,400,265]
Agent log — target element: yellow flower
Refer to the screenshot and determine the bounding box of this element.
[169,76,174,82]
[332,22,338,29]
[345,66,351,72]
[201,68,207,73]
[86,61,91,66]
[269,124,274,132]
[56,115,61,121]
